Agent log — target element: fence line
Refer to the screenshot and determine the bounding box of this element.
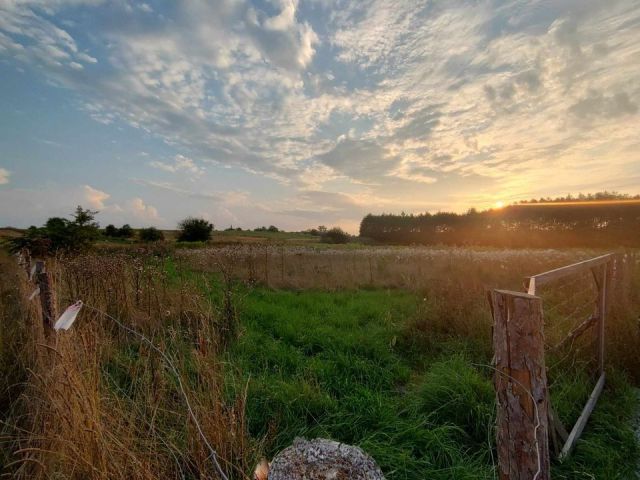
[489,251,634,476]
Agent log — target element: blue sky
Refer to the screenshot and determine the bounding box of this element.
[1,0,639,232]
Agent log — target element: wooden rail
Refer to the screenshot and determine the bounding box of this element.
[559,372,606,459]
[526,253,614,295]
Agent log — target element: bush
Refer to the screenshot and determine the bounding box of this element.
[104,224,118,237]
[139,227,164,242]
[10,206,100,255]
[320,227,350,244]
[178,217,213,242]
[118,224,134,238]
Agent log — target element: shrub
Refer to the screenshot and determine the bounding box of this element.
[118,224,134,238]
[178,217,213,242]
[10,206,100,255]
[139,227,164,242]
[320,227,350,244]
[104,224,118,237]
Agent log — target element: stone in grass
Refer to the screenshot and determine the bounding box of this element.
[268,437,385,480]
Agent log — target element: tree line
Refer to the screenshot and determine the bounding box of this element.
[360,192,640,248]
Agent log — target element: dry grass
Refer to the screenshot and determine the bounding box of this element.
[0,250,255,479]
[0,245,638,479]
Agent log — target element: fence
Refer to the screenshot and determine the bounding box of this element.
[488,252,633,479]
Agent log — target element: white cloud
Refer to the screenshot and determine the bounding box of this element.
[0,168,10,185]
[129,197,159,221]
[83,184,109,209]
[149,154,204,177]
[0,0,639,228]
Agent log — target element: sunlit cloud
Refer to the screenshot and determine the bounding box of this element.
[0,0,638,231]
[0,168,10,185]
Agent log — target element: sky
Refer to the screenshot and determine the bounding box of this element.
[0,0,639,233]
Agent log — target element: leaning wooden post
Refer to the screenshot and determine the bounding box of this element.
[34,260,57,330]
[591,263,608,375]
[490,289,550,480]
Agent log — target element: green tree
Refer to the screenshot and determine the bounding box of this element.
[178,217,213,242]
[321,227,350,244]
[139,227,164,242]
[118,224,134,238]
[9,206,100,254]
[104,224,118,237]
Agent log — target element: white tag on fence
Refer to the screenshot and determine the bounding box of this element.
[28,286,40,301]
[54,301,83,331]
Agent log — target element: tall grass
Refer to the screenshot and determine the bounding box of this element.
[0,246,638,479]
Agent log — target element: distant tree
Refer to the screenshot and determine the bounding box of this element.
[104,224,118,237]
[9,205,100,254]
[321,227,350,244]
[267,225,279,232]
[317,225,327,233]
[178,217,213,242]
[139,227,164,242]
[118,224,134,238]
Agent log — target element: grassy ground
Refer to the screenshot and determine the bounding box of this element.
[211,279,638,479]
[0,248,638,479]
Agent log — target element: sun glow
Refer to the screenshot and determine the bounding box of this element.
[495,201,505,209]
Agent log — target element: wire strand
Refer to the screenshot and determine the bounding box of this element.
[80,303,230,480]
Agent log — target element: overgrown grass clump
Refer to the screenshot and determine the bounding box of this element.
[219,283,639,479]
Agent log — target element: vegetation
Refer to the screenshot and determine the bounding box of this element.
[9,206,100,255]
[139,226,164,242]
[254,225,280,233]
[104,223,134,238]
[0,244,636,479]
[361,191,640,247]
[320,226,350,244]
[178,217,214,242]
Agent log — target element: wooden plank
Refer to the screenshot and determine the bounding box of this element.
[34,260,57,331]
[559,373,606,459]
[490,289,550,480]
[526,253,613,294]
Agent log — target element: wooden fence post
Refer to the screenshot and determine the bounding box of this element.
[490,289,550,480]
[34,260,57,330]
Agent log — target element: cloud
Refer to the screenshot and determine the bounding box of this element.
[83,185,110,209]
[0,0,639,229]
[149,154,204,177]
[129,197,159,221]
[316,138,398,183]
[569,90,638,119]
[0,168,10,185]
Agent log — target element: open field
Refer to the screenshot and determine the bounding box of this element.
[0,245,638,479]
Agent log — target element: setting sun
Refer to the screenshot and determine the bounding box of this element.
[495,201,505,209]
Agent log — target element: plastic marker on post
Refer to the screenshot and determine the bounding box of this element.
[28,286,40,301]
[54,301,83,331]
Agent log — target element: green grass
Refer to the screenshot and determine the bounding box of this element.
[220,286,496,479]
[202,281,637,479]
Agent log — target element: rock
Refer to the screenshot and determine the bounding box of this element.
[268,437,385,480]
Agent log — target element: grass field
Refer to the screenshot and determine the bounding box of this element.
[0,245,638,479]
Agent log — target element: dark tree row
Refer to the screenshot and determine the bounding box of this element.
[360,193,640,248]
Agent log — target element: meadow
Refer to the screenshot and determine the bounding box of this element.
[0,244,638,479]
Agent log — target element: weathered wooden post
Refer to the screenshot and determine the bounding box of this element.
[490,289,550,480]
[34,260,57,330]
[591,262,609,375]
